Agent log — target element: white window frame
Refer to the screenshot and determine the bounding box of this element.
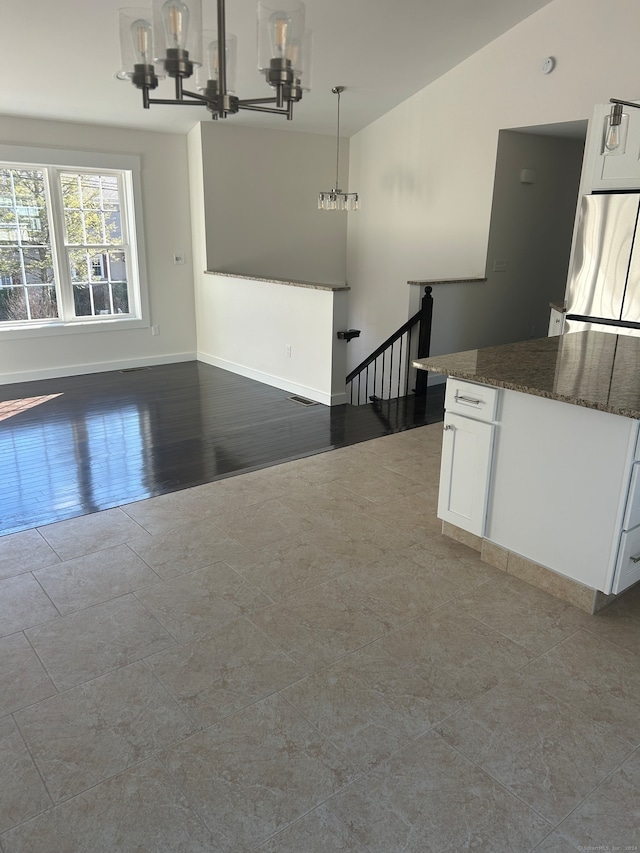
[0,145,149,340]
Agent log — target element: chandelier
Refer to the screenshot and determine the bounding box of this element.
[318,86,359,211]
[117,0,311,121]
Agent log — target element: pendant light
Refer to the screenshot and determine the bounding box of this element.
[117,0,312,121]
[318,86,359,211]
[604,98,639,152]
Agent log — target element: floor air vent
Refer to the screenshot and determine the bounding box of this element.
[288,395,318,406]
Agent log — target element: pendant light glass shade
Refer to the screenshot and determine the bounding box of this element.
[604,98,639,154]
[152,0,202,68]
[604,102,626,152]
[318,191,359,211]
[318,86,359,212]
[196,30,237,93]
[296,29,313,92]
[257,0,305,77]
[118,8,164,80]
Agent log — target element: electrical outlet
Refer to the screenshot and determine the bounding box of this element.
[493,258,507,272]
[173,253,185,265]
[151,325,160,336]
[285,344,292,358]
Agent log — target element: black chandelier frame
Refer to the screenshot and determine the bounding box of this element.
[131,0,303,121]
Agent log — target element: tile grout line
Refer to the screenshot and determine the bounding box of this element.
[9,710,56,815]
[433,672,637,831]
[530,742,640,850]
[13,629,59,706]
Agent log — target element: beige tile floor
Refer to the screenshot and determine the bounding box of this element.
[0,423,639,852]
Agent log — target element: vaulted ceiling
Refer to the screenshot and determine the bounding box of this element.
[4,0,553,136]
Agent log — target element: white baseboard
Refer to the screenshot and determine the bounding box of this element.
[198,352,341,407]
[1,351,350,406]
[0,352,197,385]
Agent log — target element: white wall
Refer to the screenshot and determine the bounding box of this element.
[0,115,196,383]
[346,0,640,370]
[195,274,348,406]
[188,123,349,405]
[199,121,348,285]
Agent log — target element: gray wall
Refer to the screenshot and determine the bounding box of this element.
[479,130,584,347]
[199,122,348,285]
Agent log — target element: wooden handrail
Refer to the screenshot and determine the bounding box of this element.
[346,310,421,384]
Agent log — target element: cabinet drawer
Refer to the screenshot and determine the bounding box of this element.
[612,525,640,594]
[445,379,498,423]
[623,463,640,530]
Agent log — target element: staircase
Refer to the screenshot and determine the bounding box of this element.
[344,285,443,433]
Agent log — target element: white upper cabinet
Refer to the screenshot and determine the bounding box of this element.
[583,101,640,192]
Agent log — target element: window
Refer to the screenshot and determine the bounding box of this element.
[0,148,147,335]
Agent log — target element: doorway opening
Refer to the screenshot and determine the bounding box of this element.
[482,119,587,346]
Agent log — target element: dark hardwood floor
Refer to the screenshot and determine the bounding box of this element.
[0,361,444,536]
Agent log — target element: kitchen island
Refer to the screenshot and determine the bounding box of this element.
[414,331,640,612]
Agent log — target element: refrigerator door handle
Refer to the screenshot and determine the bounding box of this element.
[565,313,640,330]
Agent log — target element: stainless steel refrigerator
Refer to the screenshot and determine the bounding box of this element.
[564,192,640,337]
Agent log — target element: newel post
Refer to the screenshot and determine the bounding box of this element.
[415,286,433,396]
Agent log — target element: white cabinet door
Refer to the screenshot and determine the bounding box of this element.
[438,412,494,536]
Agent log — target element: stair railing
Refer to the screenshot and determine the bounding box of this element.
[346,286,433,405]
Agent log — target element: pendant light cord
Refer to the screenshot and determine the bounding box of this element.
[318,85,358,209]
[333,86,343,192]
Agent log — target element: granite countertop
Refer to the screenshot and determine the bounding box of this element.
[413,331,640,419]
[205,271,349,292]
[407,277,486,286]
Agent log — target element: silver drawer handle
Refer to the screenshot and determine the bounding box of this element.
[630,553,640,564]
[455,394,482,406]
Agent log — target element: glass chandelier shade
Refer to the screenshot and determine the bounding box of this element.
[296,29,313,92]
[117,0,310,121]
[118,8,164,81]
[257,0,305,75]
[152,0,203,68]
[318,191,359,211]
[196,30,237,93]
[318,86,359,212]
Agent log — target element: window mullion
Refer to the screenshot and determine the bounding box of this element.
[46,167,73,322]
[119,173,138,317]
[9,170,32,320]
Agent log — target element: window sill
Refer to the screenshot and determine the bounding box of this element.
[0,317,149,340]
